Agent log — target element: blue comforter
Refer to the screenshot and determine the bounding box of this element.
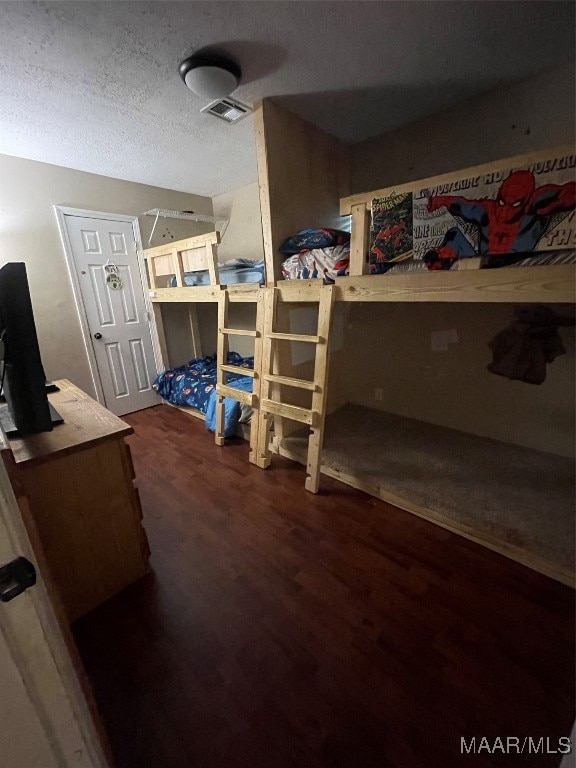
[153,352,253,437]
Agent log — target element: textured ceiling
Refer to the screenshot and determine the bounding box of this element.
[0,1,574,197]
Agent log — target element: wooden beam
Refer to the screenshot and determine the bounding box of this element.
[334,264,576,303]
[255,99,351,287]
[220,327,258,337]
[143,232,219,259]
[206,242,219,287]
[152,304,168,369]
[173,248,184,288]
[249,290,265,465]
[216,384,254,406]
[349,203,370,276]
[267,332,322,343]
[263,374,318,391]
[260,399,315,426]
[305,285,335,493]
[220,365,256,378]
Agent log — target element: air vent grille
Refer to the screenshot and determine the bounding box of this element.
[201,97,252,123]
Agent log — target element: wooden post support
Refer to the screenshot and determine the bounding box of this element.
[249,290,265,465]
[349,203,370,276]
[255,288,277,468]
[214,292,228,446]
[173,247,185,287]
[152,304,168,370]
[207,243,219,287]
[305,285,335,493]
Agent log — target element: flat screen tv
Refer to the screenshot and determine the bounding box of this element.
[0,262,62,436]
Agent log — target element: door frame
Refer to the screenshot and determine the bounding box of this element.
[54,206,164,406]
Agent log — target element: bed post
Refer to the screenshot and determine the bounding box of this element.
[349,203,370,276]
[249,291,265,465]
[214,291,228,446]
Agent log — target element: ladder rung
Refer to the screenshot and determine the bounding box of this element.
[267,332,322,343]
[216,384,254,406]
[220,364,255,378]
[263,374,318,391]
[220,327,258,337]
[260,399,316,426]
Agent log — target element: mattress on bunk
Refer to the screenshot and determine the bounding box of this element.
[281,245,350,282]
[153,352,254,437]
[168,258,265,287]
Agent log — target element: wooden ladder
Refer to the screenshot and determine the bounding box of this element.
[255,285,335,493]
[215,289,264,465]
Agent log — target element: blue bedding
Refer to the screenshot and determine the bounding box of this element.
[153,352,254,437]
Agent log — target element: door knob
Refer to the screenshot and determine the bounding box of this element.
[93,332,102,340]
[0,557,37,603]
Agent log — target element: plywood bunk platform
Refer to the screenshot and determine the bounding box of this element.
[277,404,575,586]
[152,268,576,305]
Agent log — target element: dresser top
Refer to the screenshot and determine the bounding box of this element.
[1,379,133,466]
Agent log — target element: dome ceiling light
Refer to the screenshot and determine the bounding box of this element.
[179,52,241,99]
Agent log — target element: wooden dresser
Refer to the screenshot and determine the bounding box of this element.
[1,379,150,623]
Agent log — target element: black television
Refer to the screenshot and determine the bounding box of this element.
[0,262,62,437]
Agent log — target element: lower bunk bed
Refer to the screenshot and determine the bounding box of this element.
[153,352,254,440]
[276,404,575,586]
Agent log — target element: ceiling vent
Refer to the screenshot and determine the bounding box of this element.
[201,97,252,124]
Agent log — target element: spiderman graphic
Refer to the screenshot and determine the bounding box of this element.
[424,170,575,269]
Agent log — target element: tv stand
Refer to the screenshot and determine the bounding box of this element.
[0,379,150,623]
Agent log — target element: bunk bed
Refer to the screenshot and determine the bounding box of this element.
[252,99,576,586]
[153,351,254,436]
[147,98,575,586]
[144,232,263,452]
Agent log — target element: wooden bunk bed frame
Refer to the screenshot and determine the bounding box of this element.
[144,232,261,451]
[146,98,575,584]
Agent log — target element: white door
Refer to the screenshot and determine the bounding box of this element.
[0,459,108,767]
[63,214,159,416]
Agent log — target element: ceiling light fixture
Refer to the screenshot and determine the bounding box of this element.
[179,53,241,99]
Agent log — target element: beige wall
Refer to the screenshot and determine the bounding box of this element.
[333,64,576,458]
[336,302,575,458]
[0,154,213,397]
[351,63,576,194]
[212,182,265,264]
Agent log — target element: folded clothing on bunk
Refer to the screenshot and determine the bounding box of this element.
[278,227,350,283]
[281,244,350,282]
[168,258,265,287]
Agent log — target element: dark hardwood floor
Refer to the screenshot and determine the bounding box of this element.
[73,405,575,768]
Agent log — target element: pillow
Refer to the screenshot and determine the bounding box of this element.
[278,228,350,255]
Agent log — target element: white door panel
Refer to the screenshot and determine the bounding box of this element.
[64,215,159,416]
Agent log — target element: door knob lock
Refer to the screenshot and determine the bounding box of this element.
[0,557,37,603]
[93,332,102,340]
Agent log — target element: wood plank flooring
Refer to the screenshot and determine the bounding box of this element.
[73,404,575,768]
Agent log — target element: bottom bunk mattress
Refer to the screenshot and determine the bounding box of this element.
[153,352,253,437]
